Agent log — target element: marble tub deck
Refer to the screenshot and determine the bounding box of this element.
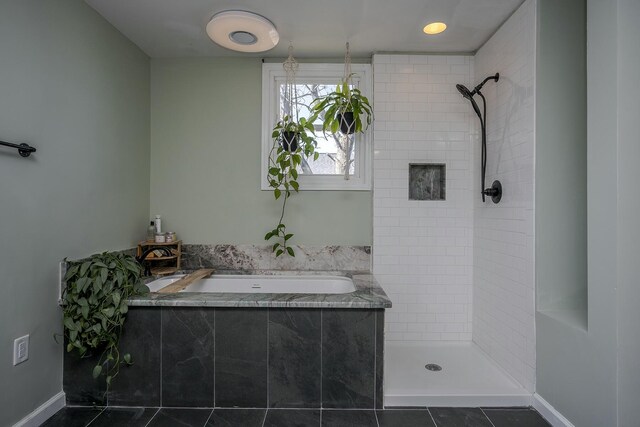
[129,271,392,309]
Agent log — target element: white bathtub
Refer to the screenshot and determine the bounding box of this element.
[145,274,356,294]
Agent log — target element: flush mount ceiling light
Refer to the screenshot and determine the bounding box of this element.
[423,22,447,35]
[206,10,279,53]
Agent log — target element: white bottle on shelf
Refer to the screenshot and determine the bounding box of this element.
[155,215,162,234]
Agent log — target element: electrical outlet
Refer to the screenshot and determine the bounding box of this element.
[13,335,29,366]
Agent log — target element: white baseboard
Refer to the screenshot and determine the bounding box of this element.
[533,393,575,427]
[12,391,65,427]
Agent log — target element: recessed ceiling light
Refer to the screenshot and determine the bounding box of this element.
[206,11,279,53]
[423,22,447,35]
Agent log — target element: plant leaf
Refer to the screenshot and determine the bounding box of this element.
[79,262,91,276]
[92,364,102,378]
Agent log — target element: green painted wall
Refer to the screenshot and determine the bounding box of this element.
[0,1,150,424]
[536,0,640,425]
[535,0,587,322]
[150,58,372,245]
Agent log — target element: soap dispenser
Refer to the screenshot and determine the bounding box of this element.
[155,215,162,234]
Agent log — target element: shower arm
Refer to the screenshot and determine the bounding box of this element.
[473,73,500,96]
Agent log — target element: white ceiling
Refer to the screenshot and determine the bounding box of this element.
[85,0,524,58]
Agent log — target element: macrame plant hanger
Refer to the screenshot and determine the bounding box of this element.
[282,44,299,128]
[341,42,354,180]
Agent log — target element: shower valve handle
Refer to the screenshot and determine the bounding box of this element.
[482,180,502,204]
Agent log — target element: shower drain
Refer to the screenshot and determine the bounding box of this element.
[424,363,442,372]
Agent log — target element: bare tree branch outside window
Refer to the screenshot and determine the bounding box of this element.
[279,83,355,177]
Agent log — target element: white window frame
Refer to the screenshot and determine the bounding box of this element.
[261,63,372,191]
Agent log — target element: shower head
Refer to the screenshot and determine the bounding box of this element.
[457,84,482,119]
[456,84,473,100]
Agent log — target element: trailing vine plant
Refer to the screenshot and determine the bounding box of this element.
[264,45,318,257]
[60,251,147,392]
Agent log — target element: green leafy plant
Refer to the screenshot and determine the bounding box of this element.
[310,74,373,135]
[60,252,147,390]
[265,115,318,257]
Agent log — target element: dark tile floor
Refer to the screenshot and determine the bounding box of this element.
[42,406,551,427]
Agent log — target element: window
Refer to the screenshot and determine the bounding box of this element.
[261,63,372,190]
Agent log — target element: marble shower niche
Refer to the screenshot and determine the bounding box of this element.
[409,164,446,201]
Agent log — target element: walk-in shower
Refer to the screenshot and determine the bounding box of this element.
[456,73,502,203]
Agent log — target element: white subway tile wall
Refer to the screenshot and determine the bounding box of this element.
[372,54,475,342]
[473,0,536,392]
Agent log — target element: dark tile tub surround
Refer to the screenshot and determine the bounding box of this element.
[180,244,371,272]
[63,343,107,406]
[215,309,268,408]
[63,307,385,409]
[108,308,161,407]
[161,308,215,407]
[61,245,388,411]
[322,310,376,408]
[268,309,321,408]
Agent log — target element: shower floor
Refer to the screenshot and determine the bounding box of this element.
[384,341,531,407]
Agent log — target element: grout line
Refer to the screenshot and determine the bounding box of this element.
[160,308,163,407]
[213,307,216,408]
[84,406,106,426]
[320,309,323,410]
[266,308,270,409]
[142,407,161,427]
[373,311,377,409]
[479,408,497,427]
[203,408,215,427]
[426,407,439,427]
[373,408,381,427]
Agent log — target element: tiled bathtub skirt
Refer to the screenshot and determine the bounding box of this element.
[64,307,384,409]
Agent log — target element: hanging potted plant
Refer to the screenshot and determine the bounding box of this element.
[265,115,318,257]
[264,46,319,257]
[310,75,373,135]
[310,43,373,135]
[273,114,304,152]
